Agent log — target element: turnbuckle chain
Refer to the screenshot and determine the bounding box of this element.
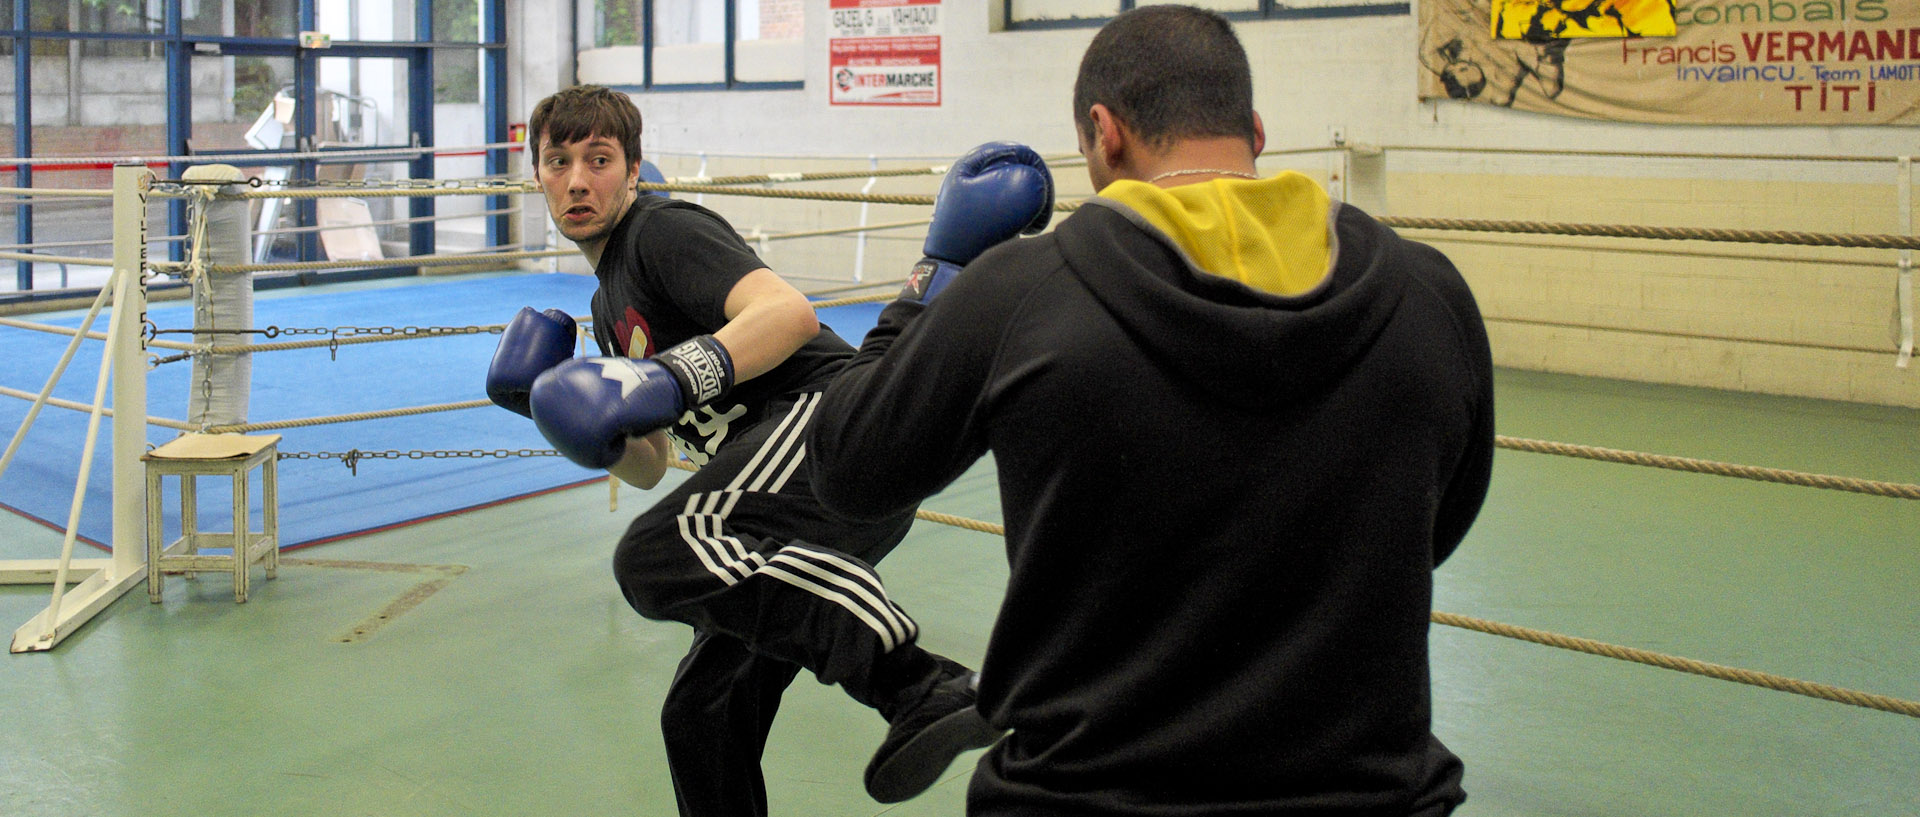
[278,447,561,476]
[260,177,526,190]
[141,323,506,363]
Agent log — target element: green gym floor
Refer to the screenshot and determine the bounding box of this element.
[4,344,1918,815]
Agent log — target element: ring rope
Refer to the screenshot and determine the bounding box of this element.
[808,291,898,310]
[256,205,522,238]
[1429,611,1920,718]
[762,217,934,241]
[0,250,118,267]
[207,247,569,275]
[208,325,506,356]
[638,182,937,205]
[159,174,1920,253]
[1497,435,1920,499]
[1409,233,1897,270]
[667,458,1920,718]
[1485,315,1899,357]
[1378,216,1920,251]
[0,384,194,431]
[199,399,492,434]
[808,276,912,297]
[674,166,952,186]
[0,187,115,198]
[228,181,534,201]
[0,140,523,169]
[0,235,185,252]
[630,186,1920,250]
[1373,144,1904,164]
[0,317,199,351]
[910,508,1008,536]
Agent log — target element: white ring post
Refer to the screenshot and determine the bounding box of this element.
[110,166,150,590]
[9,164,153,653]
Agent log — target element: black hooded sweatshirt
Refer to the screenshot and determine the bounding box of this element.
[810,173,1494,817]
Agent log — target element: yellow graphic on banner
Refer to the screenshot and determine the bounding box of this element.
[1491,0,1676,39]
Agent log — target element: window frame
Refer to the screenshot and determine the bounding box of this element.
[585,0,806,94]
[0,0,511,295]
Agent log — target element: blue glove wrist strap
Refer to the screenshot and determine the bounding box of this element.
[900,258,962,303]
[655,335,734,407]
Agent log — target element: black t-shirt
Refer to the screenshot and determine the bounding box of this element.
[589,195,851,465]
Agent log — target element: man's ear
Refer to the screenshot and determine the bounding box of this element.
[1251,112,1267,156]
[1087,104,1126,169]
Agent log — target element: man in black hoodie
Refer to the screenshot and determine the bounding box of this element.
[807,5,1496,815]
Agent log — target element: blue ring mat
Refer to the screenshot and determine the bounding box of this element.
[0,272,885,552]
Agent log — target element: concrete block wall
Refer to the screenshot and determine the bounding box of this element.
[1390,166,1917,406]
[0,56,238,128]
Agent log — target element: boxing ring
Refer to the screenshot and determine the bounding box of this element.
[0,143,1916,815]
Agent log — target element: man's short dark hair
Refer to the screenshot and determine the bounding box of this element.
[529,84,644,167]
[1071,5,1258,151]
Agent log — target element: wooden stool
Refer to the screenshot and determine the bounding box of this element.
[144,433,281,603]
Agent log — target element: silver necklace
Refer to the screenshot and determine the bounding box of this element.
[1145,168,1260,183]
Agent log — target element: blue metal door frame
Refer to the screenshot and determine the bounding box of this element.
[3,0,509,293]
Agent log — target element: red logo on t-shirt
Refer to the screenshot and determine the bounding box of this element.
[614,306,654,357]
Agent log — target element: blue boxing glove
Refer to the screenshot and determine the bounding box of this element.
[486,306,578,418]
[901,141,1053,303]
[639,159,671,199]
[529,335,734,469]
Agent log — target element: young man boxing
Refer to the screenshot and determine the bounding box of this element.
[483,84,1053,813]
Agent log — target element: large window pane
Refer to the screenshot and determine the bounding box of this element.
[5,30,170,292]
[30,0,138,32]
[594,0,641,48]
[433,93,498,251]
[7,179,123,291]
[253,159,415,264]
[435,51,479,104]
[189,54,298,154]
[652,0,725,84]
[316,0,418,42]
[24,43,168,153]
[186,0,301,39]
[735,0,802,83]
[76,1,162,58]
[434,0,483,43]
[315,56,411,146]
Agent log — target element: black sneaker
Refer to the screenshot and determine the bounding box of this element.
[864,671,1004,803]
